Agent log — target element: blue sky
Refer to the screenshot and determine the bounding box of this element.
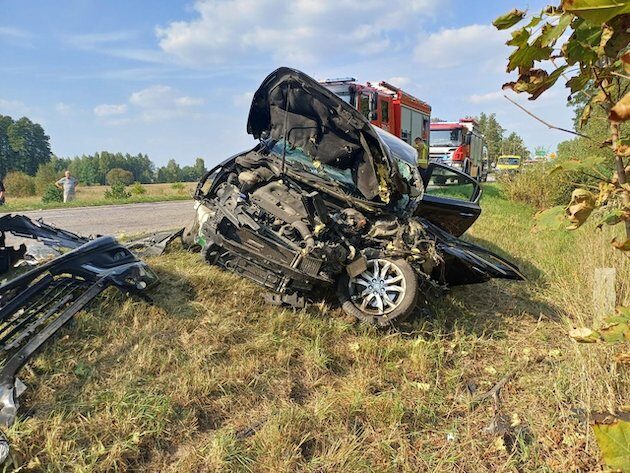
[1,0,574,167]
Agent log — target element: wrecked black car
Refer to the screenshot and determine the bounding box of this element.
[190,67,523,325]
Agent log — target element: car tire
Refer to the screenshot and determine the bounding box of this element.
[337,257,418,326]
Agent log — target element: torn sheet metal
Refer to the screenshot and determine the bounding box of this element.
[0,215,158,466]
[125,228,185,257]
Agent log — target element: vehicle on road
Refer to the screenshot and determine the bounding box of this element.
[321,78,431,147]
[496,155,523,174]
[190,68,523,325]
[429,119,489,182]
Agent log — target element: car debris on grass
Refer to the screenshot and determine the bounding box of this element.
[0,214,161,464]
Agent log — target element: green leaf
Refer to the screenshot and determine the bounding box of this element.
[507,43,553,72]
[533,205,566,232]
[507,27,530,47]
[592,417,630,471]
[616,307,630,321]
[579,102,592,128]
[563,21,602,64]
[538,13,573,47]
[548,155,606,174]
[561,0,630,25]
[493,9,527,29]
[566,69,592,94]
[596,209,628,228]
[526,15,544,28]
[598,321,630,342]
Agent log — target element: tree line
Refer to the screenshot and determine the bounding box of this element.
[476,112,530,162]
[0,114,207,185]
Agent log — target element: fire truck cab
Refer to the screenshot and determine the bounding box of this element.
[429,119,488,182]
[321,78,431,147]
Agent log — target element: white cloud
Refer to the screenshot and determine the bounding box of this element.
[95,85,205,124]
[0,98,30,116]
[233,91,254,107]
[385,76,411,88]
[69,30,135,47]
[468,91,504,104]
[129,85,204,109]
[414,24,508,69]
[156,0,444,66]
[0,26,32,39]
[176,96,204,107]
[55,102,73,114]
[94,103,128,116]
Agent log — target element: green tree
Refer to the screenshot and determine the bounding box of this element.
[477,113,505,164]
[6,117,51,175]
[180,158,207,182]
[106,168,135,186]
[157,159,182,183]
[0,115,51,177]
[502,131,530,158]
[34,161,61,194]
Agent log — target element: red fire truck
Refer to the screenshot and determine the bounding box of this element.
[321,78,431,147]
[429,119,489,182]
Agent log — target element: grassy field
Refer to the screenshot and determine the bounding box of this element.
[4,183,629,471]
[1,182,197,212]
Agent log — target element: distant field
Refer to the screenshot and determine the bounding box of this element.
[0,182,197,212]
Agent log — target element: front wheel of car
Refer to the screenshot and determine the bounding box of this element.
[337,258,418,326]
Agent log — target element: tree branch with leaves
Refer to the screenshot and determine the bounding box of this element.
[494,1,630,250]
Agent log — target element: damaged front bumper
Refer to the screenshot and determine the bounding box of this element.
[0,215,158,462]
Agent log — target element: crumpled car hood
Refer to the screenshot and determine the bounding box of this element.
[247,67,397,201]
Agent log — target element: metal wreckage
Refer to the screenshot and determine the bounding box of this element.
[0,215,167,463]
[188,67,523,324]
[0,67,523,463]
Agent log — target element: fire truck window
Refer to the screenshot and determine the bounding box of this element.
[360,95,370,119]
[381,101,389,123]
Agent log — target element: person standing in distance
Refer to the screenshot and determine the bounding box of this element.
[414,136,429,186]
[56,170,78,203]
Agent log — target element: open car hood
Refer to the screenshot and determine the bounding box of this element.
[247,67,397,201]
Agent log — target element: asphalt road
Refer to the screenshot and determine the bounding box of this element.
[1,200,196,237]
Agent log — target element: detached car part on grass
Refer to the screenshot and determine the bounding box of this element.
[191,67,524,325]
[0,214,158,461]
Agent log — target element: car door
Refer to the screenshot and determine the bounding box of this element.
[414,163,482,236]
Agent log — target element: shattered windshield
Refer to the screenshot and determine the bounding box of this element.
[430,129,462,147]
[269,141,358,193]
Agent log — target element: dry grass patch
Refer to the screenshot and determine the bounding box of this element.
[2,183,628,471]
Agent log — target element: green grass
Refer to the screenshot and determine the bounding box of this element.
[3,183,628,471]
